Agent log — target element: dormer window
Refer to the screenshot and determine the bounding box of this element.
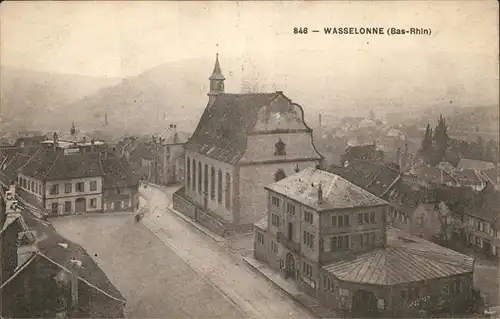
[274,138,286,156]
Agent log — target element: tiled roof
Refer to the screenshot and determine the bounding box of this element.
[323,227,474,286]
[466,184,500,222]
[455,169,484,184]
[458,158,496,171]
[18,149,104,180]
[266,167,388,211]
[186,93,281,164]
[101,156,139,188]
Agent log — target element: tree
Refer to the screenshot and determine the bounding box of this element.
[421,123,433,151]
[433,115,449,151]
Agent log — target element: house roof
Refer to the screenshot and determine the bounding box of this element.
[0,153,33,185]
[186,92,284,164]
[458,158,496,171]
[266,167,388,211]
[343,144,378,160]
[157,129,190,145]
[323,226,474,286]
[18,148,104,181]
[466,184,500,222]
[101,155,139,188]
[13,135,47,147]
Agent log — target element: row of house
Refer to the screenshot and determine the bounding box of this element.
[1,132,139,216]
[117,125,189,186]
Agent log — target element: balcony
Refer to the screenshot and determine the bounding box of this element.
[277,232,301,254]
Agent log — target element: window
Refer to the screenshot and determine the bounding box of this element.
[186,157,191,189]
[331,235,349,252]
[210,167,215,200]
[303,262,313,278]
[225,172,231,209]
[332,215,337,227]
[360,231,377,248]
[65,183,72,194]
[217,169,223,204]
[257,232,264,244]
[370,211,376,224]
[204,164,208,194]
[271,213,281,227]
[198,162,202,193]
[286,203,296,215]
[363,212,369,224]
[76,182,84,192]
[90,198,97,208]
[30,181,34,191]
[304,211,313,224]
[50,184,59,195]
[358,213,363,225]
[192,159,196,191]
[416,213,425,225]
[64,201,72,213]
[271,240,278,253]
[271,196,281,207]
[334,214,350,227]
[274,139,286,156]
[90,180,97,191]
[323,277,334,290]
[51,202,59,214]
[303,231,314,249]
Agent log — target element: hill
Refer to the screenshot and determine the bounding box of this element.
[0,66,120,132]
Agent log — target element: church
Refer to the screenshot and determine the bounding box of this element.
[173,54,323,234]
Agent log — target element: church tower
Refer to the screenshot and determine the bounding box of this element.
[208,54,225,103]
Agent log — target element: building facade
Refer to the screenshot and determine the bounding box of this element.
[175,54,323,234]
[254,167,475,317]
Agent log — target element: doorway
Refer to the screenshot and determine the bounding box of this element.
[285,253,296,279]
[352,289,378,317]
[75,198,86,214]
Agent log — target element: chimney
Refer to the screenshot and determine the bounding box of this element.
[69,258,81,315]
[396,148,401,169]
[53,132,58,151]
[317,184,324,204]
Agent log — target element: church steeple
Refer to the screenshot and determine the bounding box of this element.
[208,53,225,100]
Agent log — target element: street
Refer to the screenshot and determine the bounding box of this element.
[51,184,313,319]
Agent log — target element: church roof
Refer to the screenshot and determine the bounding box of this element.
[186,92,282,164]
[18,148,104,181]
[265,167,388,212]
[323,226,474,286]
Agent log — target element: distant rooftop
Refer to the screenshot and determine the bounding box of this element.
[265,167,388,212]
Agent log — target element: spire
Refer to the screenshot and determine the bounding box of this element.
[209,53,225,81]
[70,121,76,135]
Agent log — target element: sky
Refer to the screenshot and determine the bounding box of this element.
[0,1,499,109]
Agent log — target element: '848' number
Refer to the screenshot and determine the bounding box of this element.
[294,27,308,34]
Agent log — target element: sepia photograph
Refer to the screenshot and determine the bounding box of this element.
[0,1,498,318]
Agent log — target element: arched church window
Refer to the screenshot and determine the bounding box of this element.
[186,157,191,190]
[204,164,209,195]
[198,162,202,194]
[275,169,287,182]
[218,169,223,204]
[274,138,286,156]
[225,173,231,210]
[192,159,196,191]
[210,166,216,200]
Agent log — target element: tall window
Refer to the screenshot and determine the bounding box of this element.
[204,164,209,195]
[198,162,202,193]
[65,183,72,194]
[76,182,84,192]
[90,181,97,191]
[225,172,231,210]
[192,159,196,191]
[50,184,59,195]
[218,169,223,204]
[210,167,215,200]
[186,157,191,190]
[303,231,314,249]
